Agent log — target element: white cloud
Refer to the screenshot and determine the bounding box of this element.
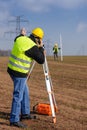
[0,0,87,14]
[77,22,87,32]
[16,0,87,12]
[55,0,87,9]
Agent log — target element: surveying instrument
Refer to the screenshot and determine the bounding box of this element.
[28,54,57,123]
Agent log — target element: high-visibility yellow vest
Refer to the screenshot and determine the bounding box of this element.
[53,46,58,53]
[8,36,36,74]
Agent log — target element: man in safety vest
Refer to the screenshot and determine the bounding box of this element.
[7,27,45,128]
[53,43,59,60]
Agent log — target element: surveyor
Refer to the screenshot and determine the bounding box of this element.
[7,27,45,128]
[53,43,59,60]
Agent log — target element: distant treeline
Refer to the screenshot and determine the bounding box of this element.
[0,50,11,56]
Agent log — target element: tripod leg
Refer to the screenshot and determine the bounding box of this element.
[44,57,57,110]
[45,76,56,123]
[43,57,57,123]
[27,61,36,80]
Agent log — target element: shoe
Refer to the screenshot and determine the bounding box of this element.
[21,114,36,120]
[10,121,27,128]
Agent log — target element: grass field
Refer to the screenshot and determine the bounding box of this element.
[0,56,87,130]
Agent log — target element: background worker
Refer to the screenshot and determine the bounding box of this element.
[14,27,26,42]
[53,43,59,60]
[7,27,45,128]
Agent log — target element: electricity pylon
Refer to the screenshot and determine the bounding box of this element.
[5,15,29,36]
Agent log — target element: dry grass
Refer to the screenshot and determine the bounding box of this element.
[0,56,87,130]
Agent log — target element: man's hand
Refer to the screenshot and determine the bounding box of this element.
[37,39,44,48]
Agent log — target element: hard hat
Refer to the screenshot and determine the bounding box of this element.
[32,27,44,39]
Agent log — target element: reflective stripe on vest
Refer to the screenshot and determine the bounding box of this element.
[11,54,31,64]
[9,54,31,71]
[9,61,30,70]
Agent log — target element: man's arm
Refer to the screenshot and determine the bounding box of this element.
[25,46,45,64]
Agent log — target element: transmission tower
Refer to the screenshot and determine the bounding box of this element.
[7,15,29,36]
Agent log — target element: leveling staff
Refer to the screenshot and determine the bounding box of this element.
[7,27,45,128]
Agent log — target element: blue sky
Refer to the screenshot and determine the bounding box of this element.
[0,0,87,55]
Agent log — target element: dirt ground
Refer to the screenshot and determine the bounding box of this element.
[0,56,87,130]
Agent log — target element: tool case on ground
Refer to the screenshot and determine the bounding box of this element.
[33,103,52,116]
